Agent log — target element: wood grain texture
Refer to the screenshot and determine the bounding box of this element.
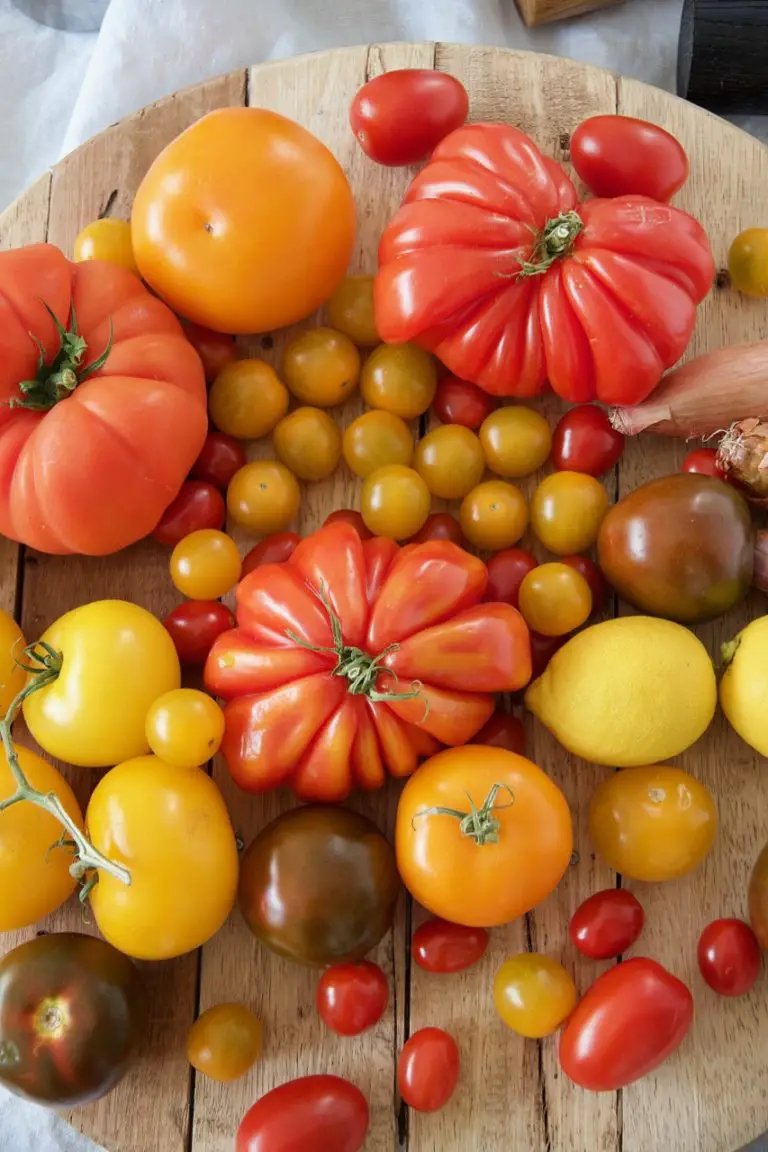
[0,43,766,1152]
[515,0,620,28]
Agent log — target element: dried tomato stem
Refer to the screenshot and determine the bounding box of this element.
[517,211,584,279]
[411,783,515,846]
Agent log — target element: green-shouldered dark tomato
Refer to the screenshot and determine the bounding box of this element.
[0,933,143,1107]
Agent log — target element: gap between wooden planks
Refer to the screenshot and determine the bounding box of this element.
[0,42,766,1152]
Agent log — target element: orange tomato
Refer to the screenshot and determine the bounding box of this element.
[459,481,528,551]
[208,360,288,439]
[273,408,341,481]
[186,1003,262,1082]
[131,108,356,333]
[227,461,301,533]
[396,746,572,926]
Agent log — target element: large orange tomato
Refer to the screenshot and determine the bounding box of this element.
[395,746,572,926]
[0,245,207,555]
[132,108,356,334]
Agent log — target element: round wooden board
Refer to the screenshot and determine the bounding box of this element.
[1,43,766,1152]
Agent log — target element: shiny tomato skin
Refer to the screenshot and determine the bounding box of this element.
[186,1003,262,1082]
[190,430,247,490]
[484,548,538,607]
[236,1074,369,1152]
[571,115,689,201]
[559,958,693,1091]
[433,376,496,429]
[681,447,724,478]
[323,509,372,539]
[471,710,525,756]
[183,323,237,383]
[569,889,645,960]
[350,71,469,166]
[316,961,388,1036]
[552,406,625,477]
[398,1027,460,1112]
[561,554,607,615]
[412,919,489,974]
[529,631,567,679]
[409,512,465,547]
[153,481,226,545]
[696,919,762,997]
[242,531,301,576]
[163,600,236,665]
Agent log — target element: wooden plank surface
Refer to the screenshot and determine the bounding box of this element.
[0,43,766,1152]
[515,0,620,27]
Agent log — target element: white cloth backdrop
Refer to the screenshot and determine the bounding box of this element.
[0,0,761,1149]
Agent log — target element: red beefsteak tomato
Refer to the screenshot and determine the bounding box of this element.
[375,124,714,404]
[205,521,532,800]
[0,244,207,554]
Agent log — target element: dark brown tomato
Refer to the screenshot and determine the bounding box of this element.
[238,806,401,966]
[597,474,754,623]
[0,933,143,1107]
[748,840,768,950]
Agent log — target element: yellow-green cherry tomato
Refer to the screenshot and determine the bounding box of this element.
[361,465,431,539]
[146,688,226,768]
[414,425,485,499]
[480,406,552,478]
[360,343,437,418]
[273,408,342,481]
[342,410,414,478]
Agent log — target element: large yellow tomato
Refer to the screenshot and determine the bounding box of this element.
[23,601,180,768]
[0,746,83,931]
[131,108,355,334]
[0,608,26,718]
[87,756,239,960]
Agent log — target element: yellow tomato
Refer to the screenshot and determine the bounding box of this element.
[187,1003,262,1082]
[494,954,577,1038]
[361,465,431,539]
[73,218,139,276]
[342,410,414,478]
[208,360,289,439]
[226,461,300,533]
[88,755,239,960]
[23,600,180,768]
[0,746,83,931]
[273,408,342,481]
[728,228,768,298]
[282,328,360,407]
[589,765,718,882]
[480,406,552,478]
[459,480,528,551]
[0,608,26,718]
[531,472,609,554]
[414,425,485,499]
[360,343,437,419]
[327,275,379,346]
[170,529,242,599]
[518,563,592,637]
[146,689,225,768]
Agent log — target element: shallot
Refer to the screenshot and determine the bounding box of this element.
[718,419,768,507]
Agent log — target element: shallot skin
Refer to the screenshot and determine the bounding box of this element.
[717,419,768,506]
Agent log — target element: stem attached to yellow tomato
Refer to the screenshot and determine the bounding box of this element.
[411,782,515,846]
[0,641,131,890]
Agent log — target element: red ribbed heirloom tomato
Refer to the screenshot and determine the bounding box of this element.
[0,245,207,554]
[205,521,532,800]
[375,124,714,403]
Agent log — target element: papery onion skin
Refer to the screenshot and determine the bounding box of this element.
[717,419,768,505]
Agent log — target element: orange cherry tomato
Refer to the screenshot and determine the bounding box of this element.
[209,359,289,439]
[414,425,485,499]
[227,461,301,533]
[274,408,342,481]
[459,481,528,552]
[518,562,592,637]
[479,406,552,479]
[360,344,437,419]
[242,531,300,577]
[342,410,414,478]
[361,465,431,540]
[283,328,360,407]
[183,323,237,383]
[327,275,379,346]
[530,472,609,554]
[186,1003,262,1082]
[494,954,577,1038]
[170,529,242,600]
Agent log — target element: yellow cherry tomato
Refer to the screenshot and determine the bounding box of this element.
[459,480,528,551]
[187,1003,262,1082]
[282,327,360,407]
[342,410,414,478]
[170,529,242,599]
[273,407,342,481]
[0,608,26,718]
[361,465,431,539]
[0,746,84,931]
[589,765,718,882]
[327,274,379,346]
[518,563,592,637]
[23,600,181,768]
[360,343,437,419]
[531,471,609,554]
[208,359,289,439]
[146,688,225,768]
[227,461,300,533]
[414,425,485,499]
[87,755,239,960]
[494,954,577,1038]
[480,406,552,478]
[73,218,139,276]
[728,227,768,298]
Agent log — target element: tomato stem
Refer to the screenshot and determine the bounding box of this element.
[516,210,584,278]
[411,782,515,846]
[0,641,131,888]
[11,302,113,411]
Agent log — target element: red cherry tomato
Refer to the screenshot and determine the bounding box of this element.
[242,531,301,577]
[409,512,465,547]
[561,555,607,616]
[316,961,388,1036]
[236,1075,369,1152]
[350,71,469,167]
[471,711,525,756]
[432,376,497,429]
[530,631,566,679]
[696,918,762,997]
[184,322,237,383]
[484,549,538,607]
[571,115,689,202]
[190,430,247,490]
[411,919,489,974]
[163,600,236,665]
[681,447,724,478]
[551,406,625,477]
[324,509,372,539]
[569,889,645,960]
[398,1027,460,1113]
[152,481,226,546]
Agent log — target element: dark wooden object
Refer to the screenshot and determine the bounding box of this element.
[678,0,768,115]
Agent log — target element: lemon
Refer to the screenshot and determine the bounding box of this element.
[719,616,768,757]
[524,616,716,766]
